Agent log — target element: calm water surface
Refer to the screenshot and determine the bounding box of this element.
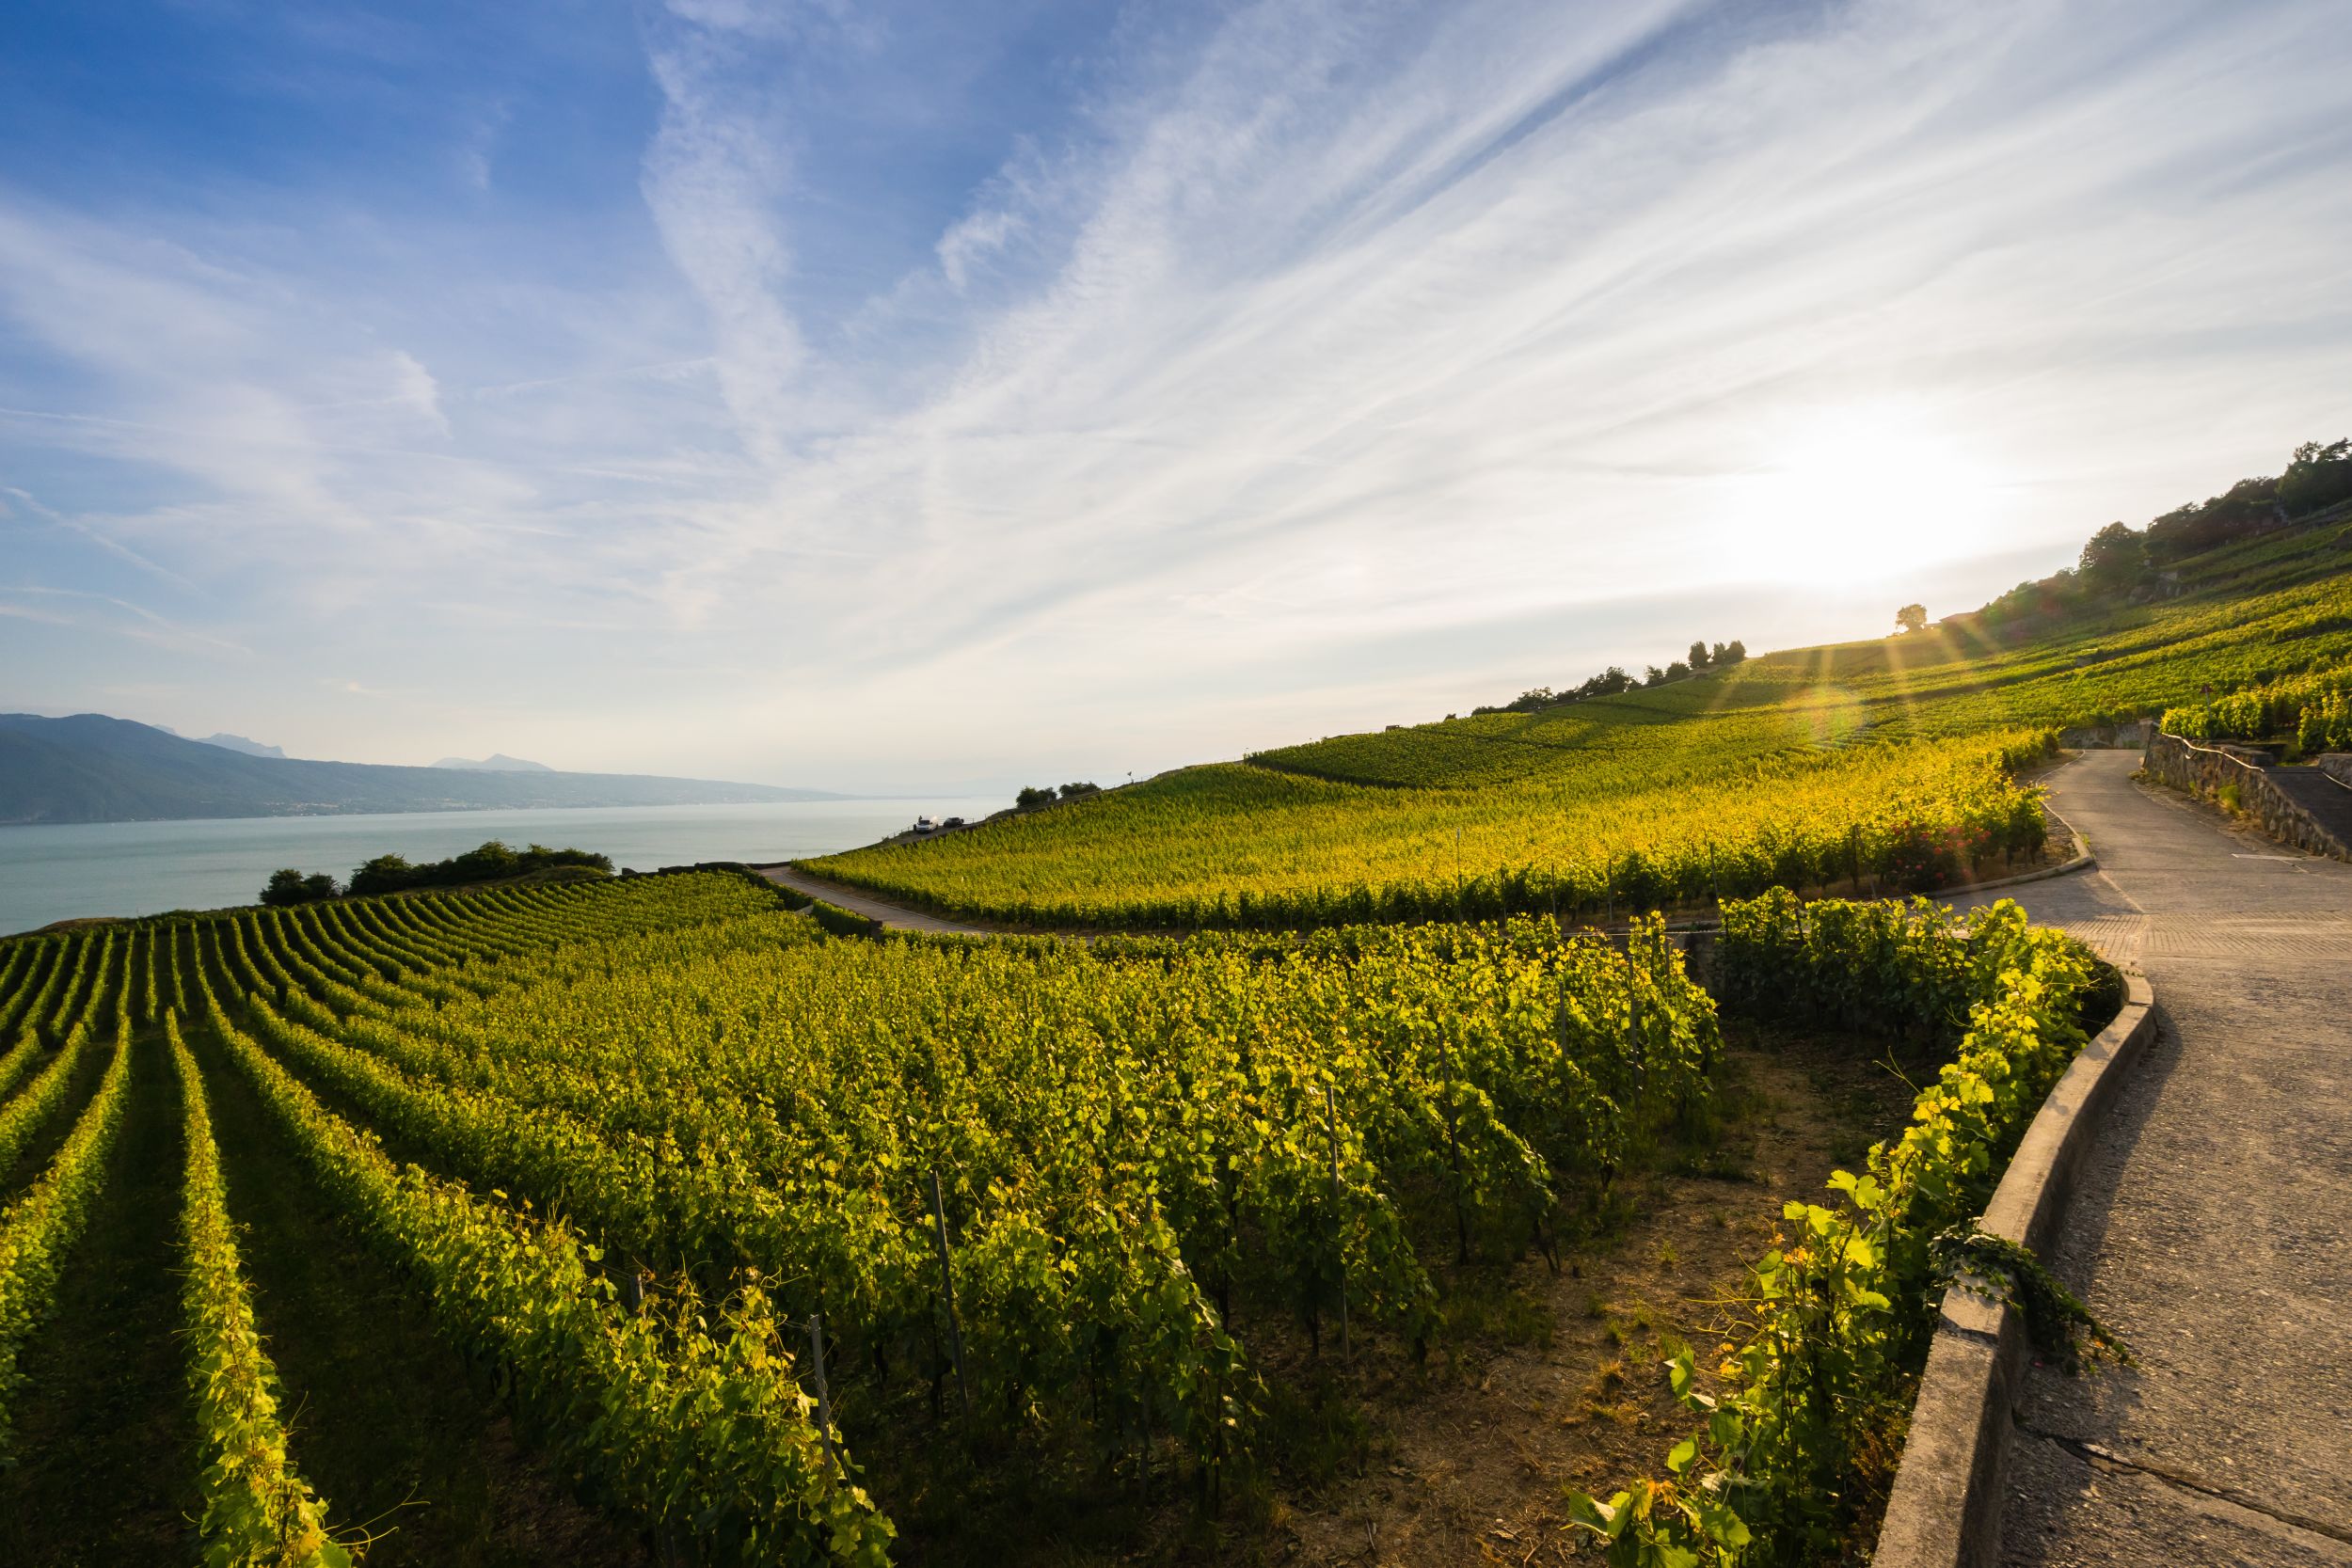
[0,799,1001,936]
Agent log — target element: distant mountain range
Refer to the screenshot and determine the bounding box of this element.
[432,753,553,772]
[154,726,292,759]
[0,714,845,825]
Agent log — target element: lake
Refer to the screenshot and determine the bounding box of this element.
[0,798,1003,936]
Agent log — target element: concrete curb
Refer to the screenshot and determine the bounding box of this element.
[1871,971,2159,1568]
[1954,847,2095,896]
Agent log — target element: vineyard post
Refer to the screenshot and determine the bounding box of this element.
[1324,1084,1349,1362]
[1438,1031,1468,1264]
[930,1167,974,1423]
[1629,934,1644,1057]
[807,1313,839,1472]
[1454,828,1463,921]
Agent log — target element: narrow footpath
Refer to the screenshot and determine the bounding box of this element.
[1955,750,2352,1567]
[755,863,988,934]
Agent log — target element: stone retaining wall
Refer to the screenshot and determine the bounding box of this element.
[2140,732,2352,858]
[2323,752,2352,790]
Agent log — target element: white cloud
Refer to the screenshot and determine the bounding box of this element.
[633,0,879,470]
[936,206,1020,293]
[2,0,2348,787]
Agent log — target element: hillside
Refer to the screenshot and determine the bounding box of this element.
[0,714,841,825]
[804,513,2352,927]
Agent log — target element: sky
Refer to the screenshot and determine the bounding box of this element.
[2,0,2347,795]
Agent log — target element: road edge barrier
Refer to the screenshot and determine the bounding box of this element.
[1870,969,2158,1568]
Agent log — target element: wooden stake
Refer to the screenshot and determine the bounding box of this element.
[930,1167,974,1423]
[1324,1084,1349,1362]
[1438,1033,1468,1264]
[807,1313,838,1472]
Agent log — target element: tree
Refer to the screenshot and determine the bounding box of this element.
[1643,664,1666,687]
[1687,641,1711,670]
[1721,640,1746,664]
[2279,437,2352,516]
[1016,785,1056,810]
[347,842,607,897]
[1058,782,1099,800]
[1895,604,1928,635]
[447,840,521,883]
[2146,475,2280,561]
[1569,667,1633,700]
[1664,659,1692,682]
[348,853,416,897]
[2078,521,2147,592]
[260,867,334,906]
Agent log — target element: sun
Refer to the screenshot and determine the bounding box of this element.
[1721,404,2004,586]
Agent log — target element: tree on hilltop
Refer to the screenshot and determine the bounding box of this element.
[2278,437,2352,516]
[2079,521,2149,593]
[1895,603,1928,635]
[1687,641,1711,670]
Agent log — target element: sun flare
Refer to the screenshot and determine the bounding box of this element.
[1724,404,2006,586]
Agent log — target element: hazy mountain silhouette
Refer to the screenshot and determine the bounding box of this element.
[0,714,843,824]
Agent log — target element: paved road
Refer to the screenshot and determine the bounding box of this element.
[752,864,989,935]
[1952,751,2352,1565]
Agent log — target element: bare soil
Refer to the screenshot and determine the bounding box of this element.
[1249,1023,1924,1568]
[881,1021,1931,1566]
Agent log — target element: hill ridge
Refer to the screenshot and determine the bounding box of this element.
[0,713,843,825]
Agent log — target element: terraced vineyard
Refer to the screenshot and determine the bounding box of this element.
[0,863,2123,1564]
[804,516,2352,927]
[0,871,1741,1561]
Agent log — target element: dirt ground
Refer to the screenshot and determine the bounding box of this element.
[878,1020,1929,1567]
[1251,1022,1921,1568]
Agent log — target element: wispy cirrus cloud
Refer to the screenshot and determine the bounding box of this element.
[0,0,2346,788]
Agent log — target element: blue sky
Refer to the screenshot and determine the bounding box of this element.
[3,0,2348,793]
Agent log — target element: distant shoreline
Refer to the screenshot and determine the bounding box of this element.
[0,796,1009,937]
[0,795,868,830]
